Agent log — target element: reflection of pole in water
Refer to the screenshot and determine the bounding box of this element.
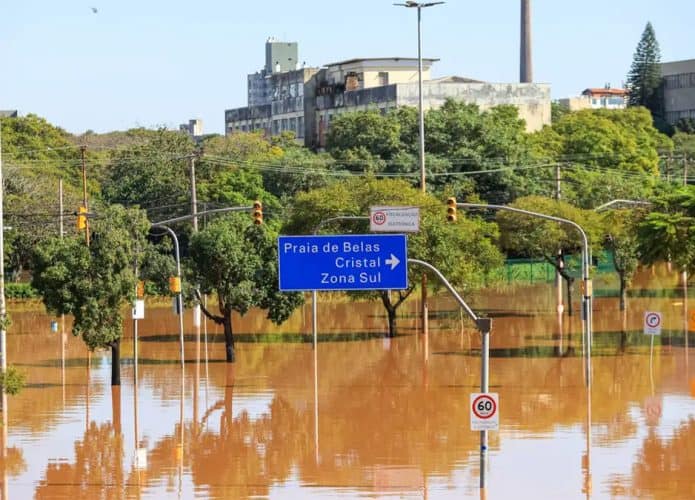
[178,363,185,499]
[194,306,201,433]
[203,295,210,409]
[582,385,592,498]
[314,339,319,465]
[2,392,7,500]
[86,352,91,429]
[61,317,66,407]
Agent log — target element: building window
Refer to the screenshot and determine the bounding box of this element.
[297,116,304,138]
[282,118,288,131]
[273,120,280,135]
[378,72,389,86]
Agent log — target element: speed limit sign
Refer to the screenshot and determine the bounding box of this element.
[470,393,499,431]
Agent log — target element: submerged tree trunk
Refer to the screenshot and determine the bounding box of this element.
[619,274,628,311]
[196,290,231,362]
[566,277,574,317]
[223,309,235,363]
[110,339,121,386]
[380,289,415,338]
[380,291,398,338]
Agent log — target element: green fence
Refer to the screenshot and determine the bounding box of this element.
[494,251,615,286]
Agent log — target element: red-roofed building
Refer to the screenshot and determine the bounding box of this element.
[558,86,627,112]
[581,87,628,109]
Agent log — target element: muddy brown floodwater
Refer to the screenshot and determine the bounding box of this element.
[1,266,694,499]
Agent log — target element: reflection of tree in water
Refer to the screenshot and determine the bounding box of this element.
[34,421,125,499]
[0,446,26,478]
[35,388,125,499]
[611,418,695,499]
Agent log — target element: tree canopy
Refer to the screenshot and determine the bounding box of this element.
[627,22,662,114]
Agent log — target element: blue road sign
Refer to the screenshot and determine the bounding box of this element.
[278,234,408,291]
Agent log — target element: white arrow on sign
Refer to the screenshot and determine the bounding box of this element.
[385,254,400,270]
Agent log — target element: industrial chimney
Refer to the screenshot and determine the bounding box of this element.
[520,0,532,83]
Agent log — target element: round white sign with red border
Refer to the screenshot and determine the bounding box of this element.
[371,211,387,226]
[644,311,662,335]
[470,392,499,431]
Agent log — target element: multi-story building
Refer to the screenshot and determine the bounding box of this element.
[226,39,318,140]
[661,59,695,124]
[179,118,203,138]
[558,87,627,112]
[307,58,550,148]
[225,44,551,148]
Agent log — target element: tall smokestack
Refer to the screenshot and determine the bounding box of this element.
[520,0,532,83]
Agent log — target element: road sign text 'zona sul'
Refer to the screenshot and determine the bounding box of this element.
[277,234,408,291]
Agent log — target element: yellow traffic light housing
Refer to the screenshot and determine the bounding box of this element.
[169,276,181,294]
[77,206,87,230]
[446,197,457,222]
[252,200,263,225]
[136,280,145,299]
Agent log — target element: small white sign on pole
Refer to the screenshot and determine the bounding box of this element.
[134,447,148,469]
[470,392,499,431]
[644,311,662,335]
[132,299,145,320]
[370,206,420,233]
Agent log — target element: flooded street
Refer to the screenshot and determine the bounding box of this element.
[2,268,694,499]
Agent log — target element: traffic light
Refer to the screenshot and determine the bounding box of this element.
[169,276,181,294]
[446,197,457,222]
[252,200,263,225]
[136,280,145,299]
[77,206,87,230]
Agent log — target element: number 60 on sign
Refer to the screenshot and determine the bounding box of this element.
[470,393,499,431]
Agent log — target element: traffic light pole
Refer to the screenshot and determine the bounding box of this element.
[150,223,185,368]
[457,202,593,387]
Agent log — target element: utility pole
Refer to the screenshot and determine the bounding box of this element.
[80,146,90,246]
[0,119,6,378]
[555,164,564,316]
[190,154,199,232]
[59,178,64,238]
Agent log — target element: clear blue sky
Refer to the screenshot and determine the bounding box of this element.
[1,0,693,135]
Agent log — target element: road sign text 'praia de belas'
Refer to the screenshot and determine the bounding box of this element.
[278,234,408,291]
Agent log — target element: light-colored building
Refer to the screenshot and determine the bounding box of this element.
[308,58,549,148]
[558,87,627,112]
[226,46,551,148]
[179,118,203,138]
[661,59,695,124]
[226,39,318,140]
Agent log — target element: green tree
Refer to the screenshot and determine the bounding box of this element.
[101,128,196,220]
[0,114,84,279]
[31,206,150,385]
[531,108,671,208]
[326,111,401,161]
[626,22,662,115]
[638,184,695,274]
[285,177,503,336]
[189,214,303,362]
[601,209,646,310]
[496,196,604,315]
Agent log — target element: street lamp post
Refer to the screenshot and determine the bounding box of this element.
[458,202,594,387]
[151,224,185,368]
[394,1,444,193]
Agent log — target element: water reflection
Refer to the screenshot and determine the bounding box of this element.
[2,265,694,498]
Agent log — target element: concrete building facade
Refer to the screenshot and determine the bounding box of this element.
[661,59,695,124]
[225,43,551,148]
